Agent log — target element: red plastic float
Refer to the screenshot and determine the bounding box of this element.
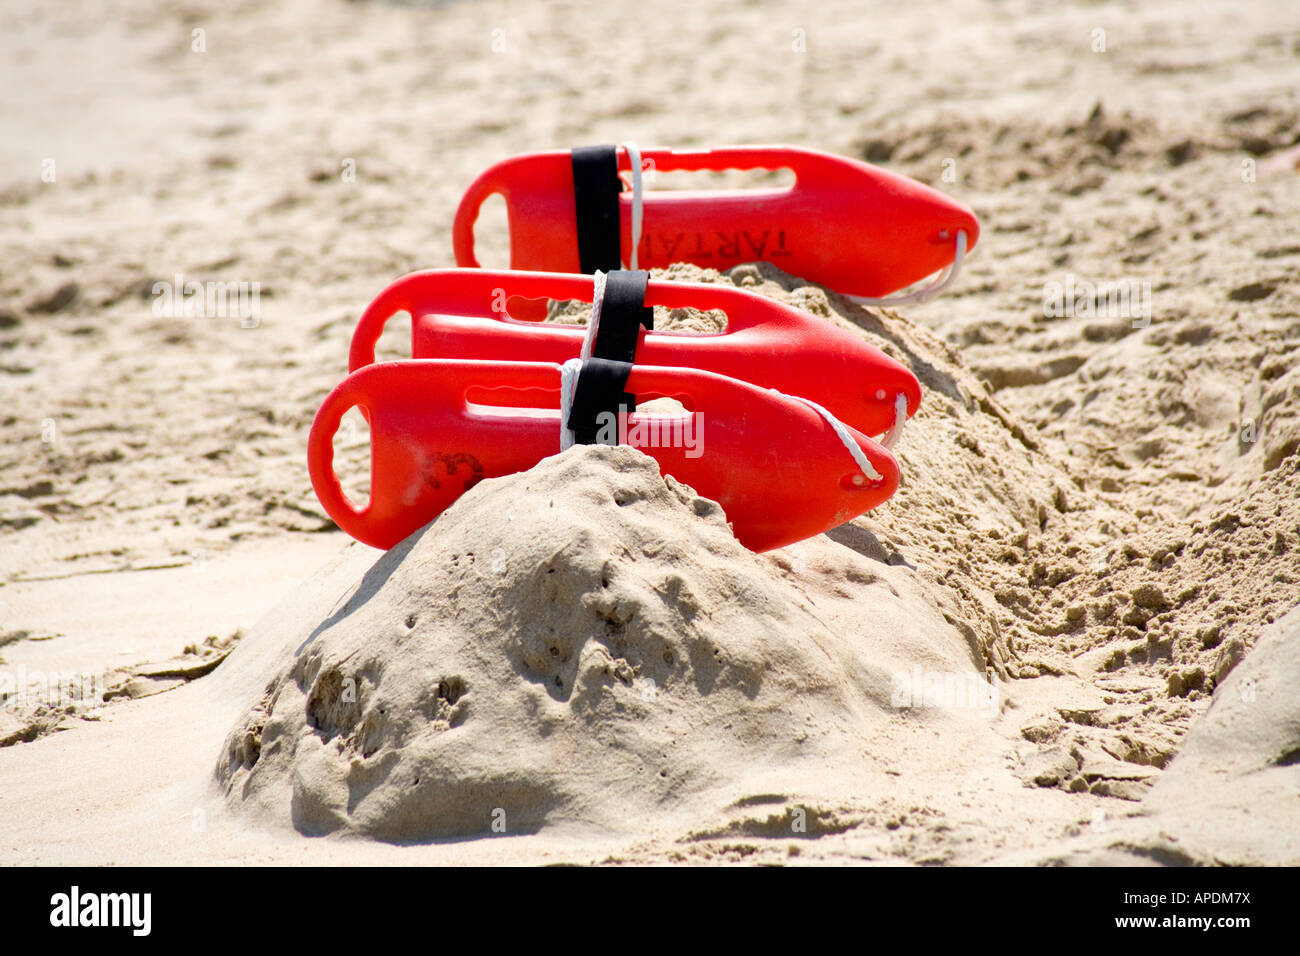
[308,359,899,553]
[347,269,921,439]
[453,145,979,299]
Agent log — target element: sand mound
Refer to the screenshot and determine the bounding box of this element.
[216,257,1299,851]
[213,257,1095,848]
[216,445,992,843]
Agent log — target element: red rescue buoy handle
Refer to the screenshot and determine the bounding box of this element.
[638,145,801,173]
[350,270,594,371]
[307,370,369,522]
[451,157,514,269]
[452,151,575,270]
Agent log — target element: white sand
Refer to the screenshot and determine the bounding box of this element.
[1,0,1298,865]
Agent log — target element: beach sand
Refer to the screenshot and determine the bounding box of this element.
[1,0,1297,865]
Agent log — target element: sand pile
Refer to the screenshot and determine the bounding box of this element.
[216,445,993,842]
[215,258,1298,849]
[214,255,1104,846]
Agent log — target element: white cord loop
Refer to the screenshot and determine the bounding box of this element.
[770,389,883,483]
[559,358,583,451]
[879,392,908,451]
[848,229,967,308]
[621,141,643,271]
[580,269,607,359]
